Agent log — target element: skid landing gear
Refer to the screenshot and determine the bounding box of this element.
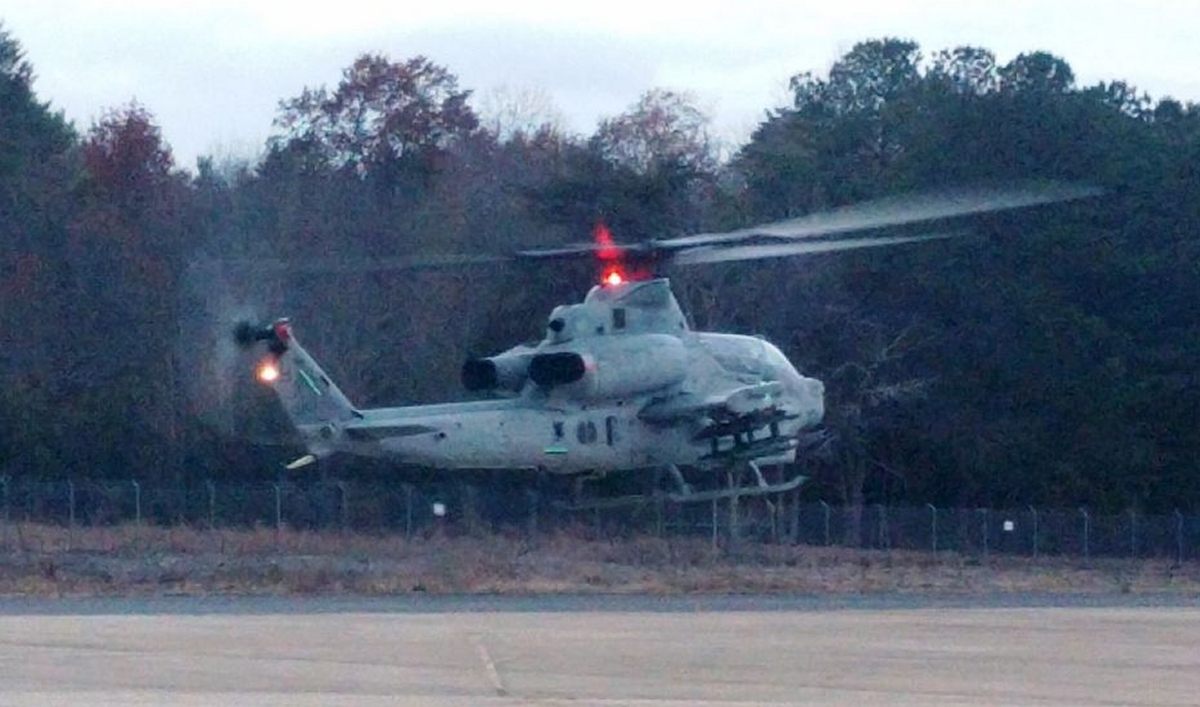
[551,461,806,512]
[665,461,805,503]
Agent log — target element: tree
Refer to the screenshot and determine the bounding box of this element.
[0,23,77,310]
[729,37,1192,514]
[65,102,191,482]
[1000,51,1075,93]
[819,38,923,115]
[0,25,78,480]
[530,89,721,241]
[272,54,478,187]
[0,23,75,190]
[928,46,1001,95]
[736,38,928,217]
[475,85,567,142]
[80,102,176,214]
[592,89,716,176]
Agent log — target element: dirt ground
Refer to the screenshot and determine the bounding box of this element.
[1,522,1198,597]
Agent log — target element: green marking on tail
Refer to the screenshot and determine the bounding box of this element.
[297,368,322,396]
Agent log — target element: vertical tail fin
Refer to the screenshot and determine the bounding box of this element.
[237,319,358,456]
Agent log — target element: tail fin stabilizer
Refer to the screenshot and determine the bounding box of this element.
[238,319,359,455]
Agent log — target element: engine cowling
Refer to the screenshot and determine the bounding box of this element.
[529,334,687,400]
[461,346,534,393]
[528,352,587,387]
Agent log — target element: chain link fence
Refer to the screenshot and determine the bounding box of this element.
[1,477,1197,561]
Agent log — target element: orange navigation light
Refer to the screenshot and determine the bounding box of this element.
[256,358,281,384]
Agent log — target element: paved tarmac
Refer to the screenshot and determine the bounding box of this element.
[0,595,1197,706]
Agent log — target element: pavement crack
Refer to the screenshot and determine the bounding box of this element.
[470,633,508,697]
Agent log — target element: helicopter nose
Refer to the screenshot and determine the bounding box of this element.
[809,378,825,399]
[805,378,826,424]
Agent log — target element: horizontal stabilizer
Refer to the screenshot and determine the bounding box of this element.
[343,423,440,442]
[285,454,317,470]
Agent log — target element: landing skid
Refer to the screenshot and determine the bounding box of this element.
[550,462,807,512]
[664,471,805,504]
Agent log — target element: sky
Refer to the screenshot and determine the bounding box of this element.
[5,0,1200,170]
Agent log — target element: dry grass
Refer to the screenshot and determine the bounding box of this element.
[1,521,1198,597]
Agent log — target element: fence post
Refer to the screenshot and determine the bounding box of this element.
[1129,508,1137,558]
[767,491,778,545]
[876,504,889,550]
[774,491,785,545]
[979,508,989,560]
[273,483,283,545]
[1175,509,1184,566]
[927,503,937,553]
[403,484,414,539]
[1029,506,1039,558]
[1,475,8,551]
[819,500,831,546]
[710,496,718,553]
[337,481,349,530]
[726,470,739,545]
[526,489,539,541]
[206,480,216,529]
[67,480,76,551]
[131,480,141,527]
[789,489,800,545]
[1079,507,1090,564]
[461,483,479,536]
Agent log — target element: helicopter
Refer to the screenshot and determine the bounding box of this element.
[231,183,1099,503]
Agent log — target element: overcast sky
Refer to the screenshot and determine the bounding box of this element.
[5,1,1199,169]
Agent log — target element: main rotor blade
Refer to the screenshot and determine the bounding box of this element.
[212,253,506,274]
[662,182,1101,250]
[513,243,627,261]
[671,231,965,266]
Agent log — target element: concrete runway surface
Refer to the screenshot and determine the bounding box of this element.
[0,597,1197,706]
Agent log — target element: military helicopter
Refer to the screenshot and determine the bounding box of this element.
[230,183,1098,503]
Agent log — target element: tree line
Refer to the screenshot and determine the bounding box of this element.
[2,26,1198,513]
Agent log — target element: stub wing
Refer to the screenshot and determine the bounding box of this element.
[638,381,789,426]
[640,381,801,464]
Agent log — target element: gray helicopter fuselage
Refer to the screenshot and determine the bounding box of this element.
[275,278,823,475]
[244,182,1101,479]
[343,335,822,473]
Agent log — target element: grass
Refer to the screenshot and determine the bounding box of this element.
[0,521,1198,597]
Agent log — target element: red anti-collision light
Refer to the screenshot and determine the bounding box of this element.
[603,268,624,287]
[594,223,619,261]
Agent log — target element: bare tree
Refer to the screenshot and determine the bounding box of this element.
[475,85,568,142]
[272,54,478,179]
[592,88,717,175]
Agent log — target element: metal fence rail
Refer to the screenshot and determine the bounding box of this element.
[0,477,1197,561]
